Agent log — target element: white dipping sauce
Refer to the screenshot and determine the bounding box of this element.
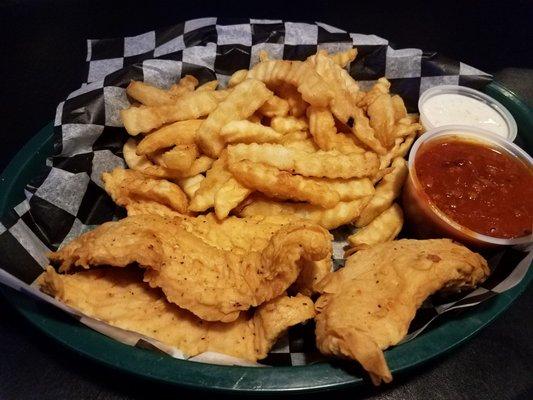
[422,93,509,137]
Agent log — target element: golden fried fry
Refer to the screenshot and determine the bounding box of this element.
[258,95,290,117]
[248,113,262,124]
[229,161,340,208]
[357,157,408,227]
[391,95,407,121]
[169,75,199,97]
[247,59,333,107]
[102,168,188,214]
[213,177,252,219]
[220,120,283,144]
[310,177,375,201]
[258,50,270,62]
[188,153,250,217]
[330,48,357,67]
[126,81,177,106]
[154,144,199,173]
[367,94,396,148]
[394,117,422,138]
[307,48,357,68]
[196,79,274,157]
[281,138,318,153]
[176,174,205,199]
[279,130,309,143]
[228,69,248,88]
[136,120,202,155]
[189,156,229,212]
[239,195,371,229]
[372,167,393,185]
[121,91,224,135]
[275,83,308,117]
[227,143,379,179]
[378,134,416,170]
[270,116,308,134]
[277,130,314,152]
[125,139,210,179]
[307,106,365,154]
[185,156,215,176]
[311,51,385,154]
[359,77,391,108]
[196,80,218,91]
[123,138,178,178]
[347,204,403,252]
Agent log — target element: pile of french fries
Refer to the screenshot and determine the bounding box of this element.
[117,49,423,251]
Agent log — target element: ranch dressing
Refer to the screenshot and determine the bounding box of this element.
[422,93,509,138]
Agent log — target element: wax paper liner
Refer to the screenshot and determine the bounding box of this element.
[0,18,529,367]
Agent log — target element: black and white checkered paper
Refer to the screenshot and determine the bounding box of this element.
[0,18,530,367]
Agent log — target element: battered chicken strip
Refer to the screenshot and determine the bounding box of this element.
[38,267,315,362]
[314,239,489,385]
[120,212,333,296]
[49,215,331,322]
[167,213,333,295]
[177,214,299,253]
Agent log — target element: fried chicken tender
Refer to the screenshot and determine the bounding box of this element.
[314,239,489,385]
[38,267,315,362]
[175,214,333,296]
[49,215,331,322]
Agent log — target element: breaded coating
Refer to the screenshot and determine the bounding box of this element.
[314,239,489,385]
[49,214,331,322]
[38,267,314,362]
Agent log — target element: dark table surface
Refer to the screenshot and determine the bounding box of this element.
[0,1,532,399]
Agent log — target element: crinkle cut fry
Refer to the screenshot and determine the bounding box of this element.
[227,143,379,179]
[124,138,212,179]
[126,81,178,106]
[136,120,202,155]
[310,51,385,154]
[247,59,333,108]
[196,79,274,157]
[238,195,372,230]
[307,106,365,154]
[347,203,403,253]
[357,157,408,227]
[102,168,189,214]
[121,91,224,135]
[220,120,283,144]
[189,153,251,217]
[228,160,340,208]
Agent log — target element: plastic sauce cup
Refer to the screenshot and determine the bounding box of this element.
[418,85,517,142]
[402,125,533,248]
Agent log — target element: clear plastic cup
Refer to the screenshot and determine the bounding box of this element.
[402,125,533,248]
[418,85,517,142]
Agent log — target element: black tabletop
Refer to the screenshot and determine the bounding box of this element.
[0,1,532,399]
